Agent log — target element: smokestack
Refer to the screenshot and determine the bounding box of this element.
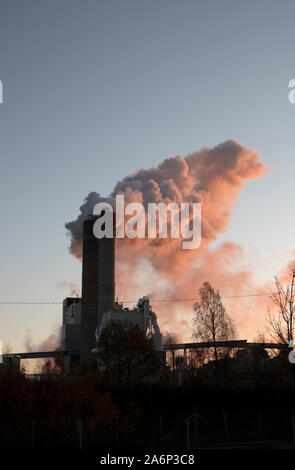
[98,236,115,326]
[80,214,115,362]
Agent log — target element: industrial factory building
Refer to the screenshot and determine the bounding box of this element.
[1,214,165,375]
[2,213,287,379]
[61,215,164,368]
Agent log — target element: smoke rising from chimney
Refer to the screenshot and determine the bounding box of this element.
[65,140,269,340]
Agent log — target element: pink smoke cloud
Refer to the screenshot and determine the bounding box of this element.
[65,140,270,340]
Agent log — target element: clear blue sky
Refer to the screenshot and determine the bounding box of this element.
[1,0,295,352]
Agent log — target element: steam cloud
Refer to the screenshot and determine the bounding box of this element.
[65,140,269,340]
[25,329,61,353]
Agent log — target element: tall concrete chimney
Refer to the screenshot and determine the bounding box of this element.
[98,236,115,326]
[80,214,115,362]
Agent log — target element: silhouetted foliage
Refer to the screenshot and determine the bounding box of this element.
[97,319,159,386]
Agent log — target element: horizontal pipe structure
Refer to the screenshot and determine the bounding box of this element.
[3,351,80,359]
[246,342,288,349]
[164,340,288,351]
[6,343,288,360]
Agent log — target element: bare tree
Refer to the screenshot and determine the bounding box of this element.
[192,282,236,383]
[268,268,295,344]
[253,330,277,359]
[253,330,268,343]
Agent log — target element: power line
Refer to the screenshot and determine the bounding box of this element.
[0,292,272,306]
[133,293,272,302]
[0,302,61,305]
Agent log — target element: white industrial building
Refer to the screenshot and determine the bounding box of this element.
[61,295,164,359]
[93,297,163,352]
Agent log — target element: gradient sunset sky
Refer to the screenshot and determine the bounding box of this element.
[1,0,295,353]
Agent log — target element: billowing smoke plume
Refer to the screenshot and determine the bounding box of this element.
[65,191,102,258]
[25,329,61,352]
[23,329,61,374]
[65,140,269,340]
